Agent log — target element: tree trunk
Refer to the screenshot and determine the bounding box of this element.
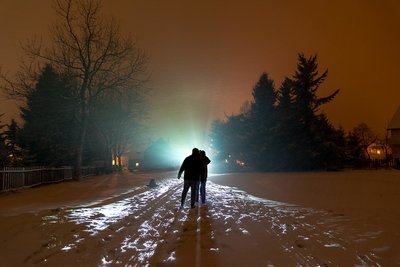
[117,151,122,172]
[74,100,88,180]
[105,146,112,173]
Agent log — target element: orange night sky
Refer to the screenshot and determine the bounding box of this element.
[1,0,400,148]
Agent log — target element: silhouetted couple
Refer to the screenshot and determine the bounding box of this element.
[177,148,211,208]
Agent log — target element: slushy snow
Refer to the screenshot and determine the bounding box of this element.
[0,170,399,266]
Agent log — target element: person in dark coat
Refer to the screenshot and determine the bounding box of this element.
[197,150,211,204]
[178,148,202,208]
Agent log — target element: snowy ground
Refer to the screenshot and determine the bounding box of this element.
[0,170,399,266]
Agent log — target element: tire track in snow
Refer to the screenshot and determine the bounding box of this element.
[19,179,183,266]
[149,182,385,266]
[23,178,387,266]
[63,179,185,266]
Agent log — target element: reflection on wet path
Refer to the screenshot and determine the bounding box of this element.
[2,178,397,266]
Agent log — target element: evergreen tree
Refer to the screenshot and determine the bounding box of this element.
[288,54,340,170]
[247,73,278,170]
[276,78,294,118]
[291,54,339,120]
[3,119,22,166]
[209,119,225,161]
[345,130,364,167]
[20,64,78,166]
[209,119,226,170]
[311,114,346,170]
[209,117,245,171]
[275,78,298,170]
[331,125,347,169]
[225,113,249,167]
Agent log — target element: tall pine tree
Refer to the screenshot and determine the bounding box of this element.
[247,73,278,170]
[288,54,340,170]
[275,78,298,170]
[20,64,78,166]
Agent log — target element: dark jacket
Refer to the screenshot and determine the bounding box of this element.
[201,156,211,182]
[178,154,202,181]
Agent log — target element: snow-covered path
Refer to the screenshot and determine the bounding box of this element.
[1,176,394,266]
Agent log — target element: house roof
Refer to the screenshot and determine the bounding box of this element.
[388,105,400,130]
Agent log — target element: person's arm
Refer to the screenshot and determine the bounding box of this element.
[178,159,186,178]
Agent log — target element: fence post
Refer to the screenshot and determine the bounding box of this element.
[2,168,4,191]
[22,167,25,187]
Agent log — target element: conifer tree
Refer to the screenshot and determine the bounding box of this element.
[247,73,278,170]
[20,64,78,166]
[275,78,298,170]
[4,119,22,166]
[289,54,340,169]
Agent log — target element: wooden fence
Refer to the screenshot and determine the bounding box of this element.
[365,158,400,169]
[0,166,96,192]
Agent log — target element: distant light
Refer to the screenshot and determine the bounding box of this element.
[377,150,381,155]
[112,159,115,165]
[236,159,245,166]
[224,159,229,164]
[135,162,140,167]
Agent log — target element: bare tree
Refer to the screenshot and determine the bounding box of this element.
[351,123,377,160]
[91,86,147,172]
[5,0,148,179]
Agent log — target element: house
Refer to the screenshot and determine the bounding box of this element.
[387,105,400,160]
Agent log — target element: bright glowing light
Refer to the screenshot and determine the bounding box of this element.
[170,145,208,166]
[135,162,140,167]
[154,118,211,166]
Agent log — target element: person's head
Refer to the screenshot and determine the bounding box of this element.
[200,150,206,157]
[192,148,199,156]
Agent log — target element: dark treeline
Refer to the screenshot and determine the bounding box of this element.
[210,54,380,171]
[0,53,385,172]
